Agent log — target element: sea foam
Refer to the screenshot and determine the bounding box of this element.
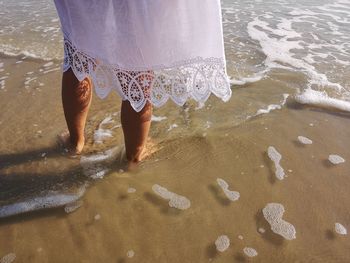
[152,184,191,210]
[335,223,347,235]
[151,115,167,122]
[64,200,82,213]
[267,146,285,180]
[127,188,136,193]
[0,184,86,218]
[295,89,350,113]
[297,136,313,145]
[243,247,258,257]
[127,250,135,258]
[262,203,296,240]
[0,253,16,263]
[328,154,345,165]
[217,178,240,201]
[215,235,230,252]
[255,94,289,116]
[94,116,114,144]
[80,146,120,179]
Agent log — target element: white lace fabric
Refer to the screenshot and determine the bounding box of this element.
[56,0,232,112]
[63,38,231,111]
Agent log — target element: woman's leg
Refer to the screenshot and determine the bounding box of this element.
[61,68,92,154]
[121,100,152,164]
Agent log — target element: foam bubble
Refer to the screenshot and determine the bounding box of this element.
[94,214,101,221]
[94,116,115,144]
[64,200,83,213]
[243,247,258,257]
[43,61,54,67]
[127,250,135,258]
[167,124,178,132]
[80,147,120,179]
[94,129,113,144]
[100,116,114,125]
[24,76,37,86]
[258,227,266,234]
[328,154,345,165]
[217,178,240,201]
[91,169,110,180]
[255,94,289,116]
[152,184,191,210]
[335,223,347,235]
[0,79,5,90]
[267,146,285,180]
[262,203,296,240]
[205,121,212,129]
[127,188,136,193]
[0,253,16,263]
[151,115,167,122]
[229,73,265,85]
[43,67,60,74]
[297,136,313,145]
[215,235,230,252]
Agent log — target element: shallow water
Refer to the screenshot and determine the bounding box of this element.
[1,0,350,262]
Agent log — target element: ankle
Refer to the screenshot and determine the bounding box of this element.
[69,135,85,153]
[126,145,144,163]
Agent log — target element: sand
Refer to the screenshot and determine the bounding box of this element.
[0,57,350,263]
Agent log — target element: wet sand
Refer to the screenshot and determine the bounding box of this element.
[1,58,349,262]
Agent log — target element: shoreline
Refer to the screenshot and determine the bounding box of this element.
[1,57,350,262]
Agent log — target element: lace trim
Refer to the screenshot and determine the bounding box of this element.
[63,38,232,112]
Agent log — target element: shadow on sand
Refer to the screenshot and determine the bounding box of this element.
[0,144,125,224]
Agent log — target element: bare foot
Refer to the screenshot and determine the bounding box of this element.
[57,130,85,155]
[125,138,159,170]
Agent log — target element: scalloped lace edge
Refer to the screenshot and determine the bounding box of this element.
[63,38,232,112]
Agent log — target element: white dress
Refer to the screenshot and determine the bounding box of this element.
[54,0,232,112]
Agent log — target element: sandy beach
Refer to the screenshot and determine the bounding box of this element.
[1,58,350,262]
[1,0,350,262]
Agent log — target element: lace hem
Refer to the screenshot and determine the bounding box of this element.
[63,38,232,112]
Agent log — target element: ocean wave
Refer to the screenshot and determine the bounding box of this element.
[0,46,61,62]
[247,15,345,91]
[0,184,87,218]
[229,70,267,85]
[295,89,350,113]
